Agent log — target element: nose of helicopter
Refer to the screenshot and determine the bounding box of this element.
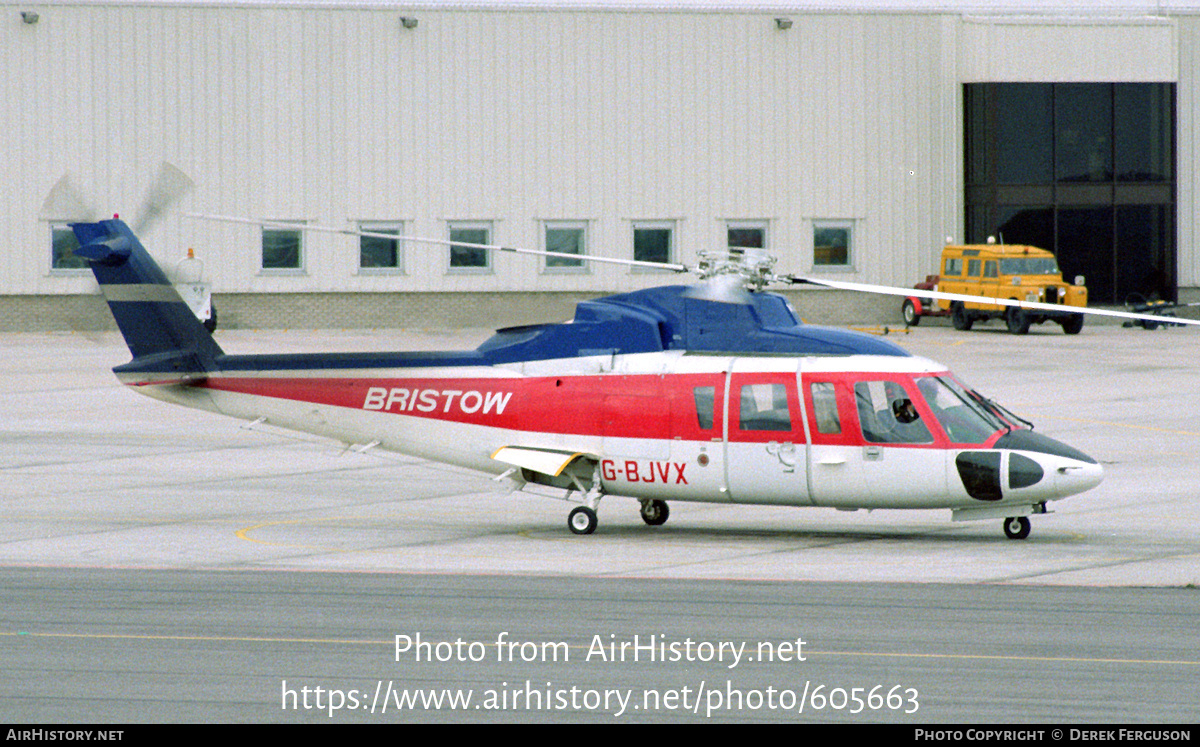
[993,428,1103,499]
[1053,458,1104,498]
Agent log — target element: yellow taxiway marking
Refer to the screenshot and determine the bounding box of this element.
[3,631,1196,668]
[1052,416,1200,438]
[235,518,365,551]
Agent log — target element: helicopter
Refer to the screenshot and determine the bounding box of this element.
[60,179,1200,539]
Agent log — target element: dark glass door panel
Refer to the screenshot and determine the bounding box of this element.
[1116,205,1173,302]
[1058,208,1114,303]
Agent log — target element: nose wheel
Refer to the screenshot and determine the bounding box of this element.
[1003,516,1031,540]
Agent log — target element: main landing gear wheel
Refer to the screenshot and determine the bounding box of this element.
[568,506,598,535]
[639,499,670,526]
[1003,516,1031,540]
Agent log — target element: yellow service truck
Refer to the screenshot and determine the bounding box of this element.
[903,243,1087,335]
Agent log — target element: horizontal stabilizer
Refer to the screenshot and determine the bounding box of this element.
[491,446,596,478]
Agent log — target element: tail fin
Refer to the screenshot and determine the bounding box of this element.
[73,218,223,377]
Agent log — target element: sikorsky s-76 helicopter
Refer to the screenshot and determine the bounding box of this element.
[64,195,1199,540]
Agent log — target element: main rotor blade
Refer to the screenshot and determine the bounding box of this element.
[790,275,1200,328]
[185,213,691,274]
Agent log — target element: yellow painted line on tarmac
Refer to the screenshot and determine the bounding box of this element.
[1051,416,1200,438]
[235,518,363,552]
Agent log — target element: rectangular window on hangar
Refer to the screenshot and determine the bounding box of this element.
[542,220,589,273]
[49,222,89,273]
[261,222,305,273]
[357,221,405,274]
[631,220,675,270]
[812,220,855,270]
[726,220,768,256]
[447,221,493,273]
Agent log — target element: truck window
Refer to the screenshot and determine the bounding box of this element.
[967,259,981,277]
[943,257,962,276]
[984,260,998,278]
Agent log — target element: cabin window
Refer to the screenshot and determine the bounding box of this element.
[984,260,998,278]
[739,383,791,432]
[358,221,404,273]
[854,381,933,444]
[693,386,715,430]
[810,382,841,434]
[943,257,963,277]
[448,222,492,271]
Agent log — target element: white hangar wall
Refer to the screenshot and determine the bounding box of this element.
[0,2,1193,326]
[1,5,960,299]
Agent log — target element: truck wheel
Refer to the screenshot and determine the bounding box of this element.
[951,303,973,331]
[1061,314,1084,335]
[902,299,920,327]
[1006,307,1030,335]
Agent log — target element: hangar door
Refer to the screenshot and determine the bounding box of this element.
[964,83,1176,304]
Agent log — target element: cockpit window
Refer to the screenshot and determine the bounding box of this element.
[914,376,1006,444]
[854,381,933,444]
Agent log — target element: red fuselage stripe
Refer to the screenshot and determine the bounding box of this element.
[196,371,1003,448]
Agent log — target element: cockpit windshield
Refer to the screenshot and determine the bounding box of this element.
[913,376,1009,444]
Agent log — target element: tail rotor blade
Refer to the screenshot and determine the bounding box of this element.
[133,162,194,233]
[39,173,96,223]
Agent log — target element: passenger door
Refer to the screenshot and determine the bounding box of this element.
[724,363,810,506]
[802,375,870,507]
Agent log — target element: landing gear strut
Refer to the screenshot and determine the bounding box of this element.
[1003,516,1031,540]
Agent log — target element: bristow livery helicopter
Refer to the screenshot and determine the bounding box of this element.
[61,178,1200,540]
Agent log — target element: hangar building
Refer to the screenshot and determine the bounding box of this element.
[0,0,1194,329]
